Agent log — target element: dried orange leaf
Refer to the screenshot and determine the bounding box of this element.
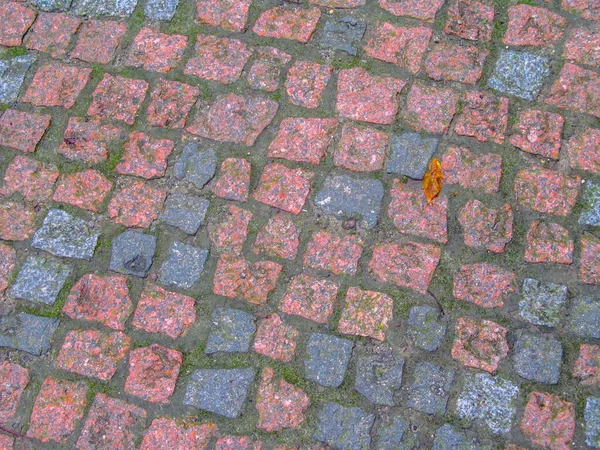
[423,157,443,203]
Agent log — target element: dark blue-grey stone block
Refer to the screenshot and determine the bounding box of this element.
[513,332,562,384]
[305,333,353,388]
[144,0,178,20]
[407,362,454,415]
[110,230,156,277]
[72,0,138,16]
[320,18,366,56]
[355,354,404,406]
[11,256,71,305]
[567,296,600,339]
[205,308,256,354]
[174,145,217,190]
[314,402,375,450]
[387,133,438,180]
[487,50,551,101]
[161,193,209,235]
[0,313,59,355]
[159,241,208,289]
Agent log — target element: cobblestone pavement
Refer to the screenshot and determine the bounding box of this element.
[0,0,600,448]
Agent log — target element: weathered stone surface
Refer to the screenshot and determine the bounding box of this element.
[407,362,454,415]
[374,416,409,450]
[386,132,438,180]
[488,50,551,101]
[451,317,509,373]
[314,403,375,450]
[513,332,563,384]
[0,313,59,355]
[453,263,515,308]
[320,18,366,56]
[12,256,71,305]
[253,314,298,362]
[355,354,404,406]
[519,278,568,327]
[567,296,600,339]
[159,241,208,289]
[586,397,600,448]
[521,392,575,450]
[305,333,353,388]
[161,193,209,234]
[145,0,178,20]
[0,54,35,104]
[109,230,156,277]
[206,308,256,354]
[72,0,138,17]
[174,145,216,189]
[407,306,446,351]
[432,424,490,450]
[580,182,600,226]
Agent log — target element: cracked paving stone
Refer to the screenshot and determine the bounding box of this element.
[0,155,58,203]
[184,368,255,418]
[525,220,573,264]
[407,305,446,351]
[519,278,568,327]
[253,6,321,43]
[70,19,127,64]
[24,12,81,58]
[140,418,217,450]
[456,373,519,435]
[160,193,209,234]
[206,308,256,354]
[586,397,600,448]
[338,287,393,341]
[0,361,29,424]
[574,344,600,386]
[32,209,99,260]
[72,0,138,17]
[109,229,156,277]
[314,174,384,229]
[0,3,36,47]
[386,132,438,180]
[488,50,551,101]
[173,144,217,189]
[567,296,600,339]
[0,53,36,104]
[521,392,575,450]
[0,313,59,355]
[513,332,563,384]
[407,362,454,416]
[580,181,600,226]
[320,17,366,56]
[355,353,404,406]
[314,402,375,450]
[305,333,353,388]
[432,424,491,450]
[253,314,298,362]
[453,263,515,309]
[159,241,208,289]
[451,317,509,373]
[11,255,71,305]
[279,273,338,324]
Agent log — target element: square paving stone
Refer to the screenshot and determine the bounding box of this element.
[387,132,439,180]
[487,50,551,101]
[355,354,404,406]
[456,373,519,434]
[159,241,208,289]
[205,308,256,354]
[0,313,59,355]
[519,278,568,327]
[173,144,217,189]
[110,230,157,277]
[407,305,446,351]
[580,182,600,226]
[161,193,209,234]
[144,0,178,20]
[305,333,353,388]
[12,256,71,305]
[407,362,454,415]
[184,368,255,418]
[586,397,600,448]
[314,402,375,450]
[375,416,410,450]
[513,332,563,384]
[567,296,600,339]
[432,424,491,450]
[72,0,138,16]
[0,361,29,424]
[314,174,384,229]
[31,0,72,10]
[0,53,35,104]
[32,209,100,260]
[320,17,366,56]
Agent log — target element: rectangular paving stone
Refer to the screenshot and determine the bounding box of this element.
[253,313,298,362]
[521,392,575,450]
[70,19,127,64]
[109,230,156,277]
[72,0,138,17]
[206,308,256,354]
[23,62,91,109]
[355,354,404,406]
[0,313,59,355]
[140,418,216,450]
[173,144,216,188]
[519,278,568,327]
[320,17,366,56]
[0,3,36,47]
[144,0,178,20]
[31,0,72,11]
[432,424,491,450]
[161,193,209,234]
[12,255,71,305]
[513,332,563,384]
[24,12,81,58]
[488,50,550,101]
[525,220,573,265]
[545,62,600,118]
[212,158,252,202]
[567,296,600,339]
[159,241,208,289]
[0,361,29,424]
[305,332,353,388]
[407,362,454,415]
[314,403,374,450]
[0,109,51,153]
[253,5,321,43]
[0,53,35,103]
[407,305,446,351]
[442,146,502,194]
[387,132,438,180]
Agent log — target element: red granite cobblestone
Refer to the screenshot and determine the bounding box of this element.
[125,344,182,403]
[379,0,444,21]
[337,67,406,125]
[574,344,600,386]
[521,392,575,450]
[253,6,321,43]
[279,273,338,324]
[580,233,600,285]
[565,127,600,174]
[562,0,600,22]
[116,132,174,179]
[76,394,146,450]
[445,0,494,42]
[253,215,300,260]
[24,12,81,58]
[58,118,121,164]
[253,314,298,362]
[525,221,573,265]
[197,0,252,32]
[564,28,600,68]
[140,418,217,450]
[88,74,149,125]
[310,0,365,6]
[285,61,332,109]
[0,155,58,202]
[453,263,516,308]
[545,63,600,118]
[0,201,37,241]
[454,91,508,144]
[185,34,251,84]
[0,434,13,449]
[0,361,28,424]
[268,118,338,165]
[0,109,51,153]
[0,244,16,295]
[71,20,127,64]
[404,81,459,134]
[388,180,448,244]
[212,158,251,202]
[338,287,393,341]
[23,63,90,109]
[441,147,501,194]
[458,199,513,253]
[247,46,292,92]
[216,436,263,450]
[0,3,36,47]
[213,254,282,305]
[53,170,113,212]
[187,93,278,146]
[146,80,199,129]
[334,123,388,172]
[504,5,567,47]
[209,205,253,254]
[256,367,309,432]
[132,282,196,339]
[509,109,564,160]
[425,43,488,85]
[451,317,509,372]
[253,163,312,214]
[56,329,131,381]
[514,168,580,216]
[107,180,166,228]
[26,377,87,443]
[126,28,187,73]
[62,274,132,331]
[304,231,363,276]
[363,22,431,74]
[369,242,441,294]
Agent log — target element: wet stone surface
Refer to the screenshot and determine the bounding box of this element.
[320,17,366,56]
[513,332,563,384]
[519,278,568,327]
[109,230,156,277]
[305,333,353,388]
[314,402,375,450]
[0,313,59,355]
[407,362,454,416]
[11,255,71,305]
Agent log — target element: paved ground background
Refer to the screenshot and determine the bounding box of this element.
[0,0,600,448]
